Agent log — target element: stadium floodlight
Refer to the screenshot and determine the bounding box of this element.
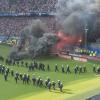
[84,24,88,49]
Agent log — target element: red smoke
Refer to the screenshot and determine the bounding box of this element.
[53,31,82,52]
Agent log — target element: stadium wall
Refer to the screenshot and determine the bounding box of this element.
[58,54,100,63]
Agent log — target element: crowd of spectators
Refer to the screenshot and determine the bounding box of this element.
[0,16,57,36]
[0,0,57,13]
[0,0,58,36]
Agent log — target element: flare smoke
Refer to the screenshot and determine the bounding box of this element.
[56,0,100,40]
[10,20,57,59]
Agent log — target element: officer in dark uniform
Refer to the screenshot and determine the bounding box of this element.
[45,80,48,88]
[11,69,14,77]
[93,64,96,73]
[12,60,16,66]
[59,83,63,92]
[40,79,43,87]
[32,74,36,85]
[52,81,56,90]
[31,63,34,71]
[34,61,38,69]
[74,65,79,74]
[36,78,39,86]
[47,82,52,91]
[2,65,5,74]
[4,71,8,81]
[58,80,61,88]
[21,61,24,67]
[47,64,50,71]
[42,64,45,71]
[20,73,23,80]
[25,62,28,68]
[66,65,71,74]
[14,72,19,83]
[0,64,2,74]
[26,74,30,84]
[79,66,82,74]
[39,63,41,70]
[61,65,65,73]
[16,61,19,67]
[23,73,27,84]
[83,65,87,73]
[6,67,9,75]
[47,77,50,83]
[55,64,59,72]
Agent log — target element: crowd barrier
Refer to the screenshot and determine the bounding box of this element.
[58,54,100,63]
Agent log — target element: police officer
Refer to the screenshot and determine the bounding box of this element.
[74,66,78,74]
[36,78,39,86]
[20,73,23,80]
[79,66,82,74]
[74,65,79,74]
[66,65,71,74]
[2,65,5,74]
[39,63,41,70]
[12,60,16,66]
[28,64,32,71]
[4,71,8,81]
[45,80,48,88]
[52,81,56,90]
[0,64,2,74]
[36,76,41,86]
[32,74,36,85]
[83,65,87,73]
[59,83,63,92]
[23,73,27,84]
[47,77,50,83]
[96,67,100,73]
[42,64,45,71]
[6,67,9,75]
[47,82,52,91]
[93,64,96,73]
[39,79,43,87]
[16,61,19,67]
[55,64,59,72]
[31,63,34,71]
[21,61,24,67]
[25,62,28,68]
[47,64,50,71]
[11,69,14,77]
[14,72,19,83]
[58,80,61,88]
[61,65,65,73]
[27,74,30,84]
[34,61,38,69]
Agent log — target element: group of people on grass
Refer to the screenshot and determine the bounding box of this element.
[0,62,63,92]
[4,58,100,74]
[0,56,99,92]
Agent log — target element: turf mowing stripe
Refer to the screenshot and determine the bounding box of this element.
[12,77,100,100]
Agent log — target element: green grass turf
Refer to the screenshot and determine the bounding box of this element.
[0,44,100,100]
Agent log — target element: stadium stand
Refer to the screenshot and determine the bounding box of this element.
[0,17,57,36]
[0,0,99,42]
[0,0,57,13]
[0,0,58,36]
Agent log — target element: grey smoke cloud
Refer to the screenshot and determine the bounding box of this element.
[10,19,57,59]
[56,0,100,38]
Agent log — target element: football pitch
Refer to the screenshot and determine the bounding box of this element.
[0,44,100,100]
